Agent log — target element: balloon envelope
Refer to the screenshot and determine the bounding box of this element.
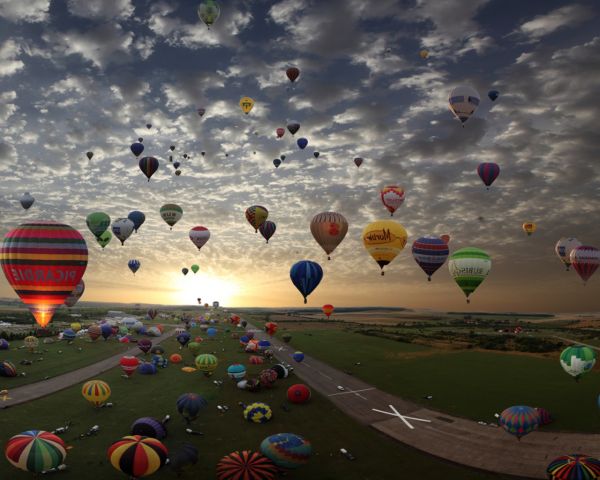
[20,192,34,210]
[64,279,85,307]
[128,211,146,232]
[189,226,210,249]
[477,163,500,188]
[239,96,255,114]
[245,206,268,232]
[310,212,348,260]
[448,247,491,302]
[139,156,159,181]
[380,186,405,216]
[555,237,581,270]
[290,260,323,304]
[112,218,135,245]
[297,138,308,149]
[570,246,600,283]
[259,221,276,243]
[362,220,407,274]
[448,85,480,124]
[286,67,300,82]
[160,204,183,229]
[197,0,221,27]
[412,236,449,281]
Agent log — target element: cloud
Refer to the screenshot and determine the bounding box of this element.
[67,0,134,21]
[517,4,593,40]
[0,0,49,23]
[0,39,25,77]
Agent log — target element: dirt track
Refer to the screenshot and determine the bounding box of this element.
[249,323,600,479]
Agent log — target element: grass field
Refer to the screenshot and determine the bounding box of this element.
[256,323,600,433]
[0,326,515,480]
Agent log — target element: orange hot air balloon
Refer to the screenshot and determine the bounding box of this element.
[1,222,88,327]
[322,304,334,318]
[522,222,537,236]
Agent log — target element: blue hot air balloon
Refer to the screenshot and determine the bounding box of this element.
[128,259,141,275]
[177,332,191,347]
[488,90,499,102]
[128,211,146,233]
[292,351,304,362]
[297,138,308,150]
[131,142,144,157]
[290,260,323,304]
[207,327,217,338]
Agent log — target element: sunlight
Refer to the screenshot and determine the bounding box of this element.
[172,272,241,307]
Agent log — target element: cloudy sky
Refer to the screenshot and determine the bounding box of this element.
[0,0,599,312]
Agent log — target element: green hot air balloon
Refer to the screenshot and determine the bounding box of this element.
[560,345,596,381]
[448,247,491,303]
[191,264,199,274]
[197,0,220,29]
[96,230,112,249]
[86,212,111,239]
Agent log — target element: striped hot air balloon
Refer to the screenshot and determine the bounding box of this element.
[260,433,312,469]
[160,204,183,230]
[0,360,17,377]
[120,356,139,377]
[499,405,540,440]
[290,260,323,303]
[412,236,449,281]
[245,206,268,232]
[560,345,596,381]
[107,435,168,478]
[195,353,218,375]
[259,221,276,244]
[477,162,500,189]
[449,85,480,125]
[139,156,159,181]
[244,402,273,423]
[570,246,600,284]
[217,450,278,480]
[448,247,491,303]
[176,393,208,423]
[0,222,88,328]
[81,379,111,407]
[130,417,167,440]
[249,355,264,365]
[547,454,600,480]
[5,430,66,473]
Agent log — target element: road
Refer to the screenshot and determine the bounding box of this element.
[248,323,600,479]
[0,328,176,409]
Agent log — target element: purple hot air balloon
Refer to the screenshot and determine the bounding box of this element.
[259,221,276,244]
[138,338,152,354]
[139,157,159,182]
[412,236,449,281]
[477,162,500,189]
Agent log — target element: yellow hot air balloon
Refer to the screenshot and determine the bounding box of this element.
[522,222,537,236]
[70,322,81,332]
[419,49,429,59]
[239,97,255,115]
[81,379,111,407]
[362,220,407,275]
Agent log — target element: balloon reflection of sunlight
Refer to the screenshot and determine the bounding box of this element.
[174,273,240,306]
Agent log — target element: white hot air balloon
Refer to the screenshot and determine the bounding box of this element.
[111,218,135,246]
[448,85,480,125]
[555,237,582,271]
[189,226,211,250]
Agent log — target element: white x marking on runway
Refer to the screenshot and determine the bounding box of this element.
[372,405,432,430]
[328,387,375,400]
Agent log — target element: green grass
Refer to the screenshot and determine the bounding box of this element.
[0,327,513,480]
[278,327,600,432]
[0,335,146,387]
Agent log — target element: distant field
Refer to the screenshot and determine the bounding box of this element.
[0,327,511,480]
[253,320,600,433]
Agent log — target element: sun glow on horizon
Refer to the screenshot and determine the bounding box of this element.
[173,273,241,307]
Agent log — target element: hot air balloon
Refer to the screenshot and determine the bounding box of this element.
[82,379,111,407]
[448,85,480,125]
[176,393,208,423]
[240,97,254,114]
[412,236,449,281]
[322,304,334,318]
[380,186,405,216]
[260,433,312,469]
[138,338,152,354]
[440,234,450,244]
[570,246,600,283]
[5,431,67,474]
[94,230,111,249]
[160,204,183,230]
[488,90,499,102]
[139,156,159,181]
[86,151,94,160]
[107,436,168,478]
[310,212,348,260]
[245,206,268,232]
[217,451,278,480]
[276,128,285,138]
[20,192,34,210]
[273,159,281,168]
[173,161,181,169]
[362,220,407,275]
[546,454,600,479]
[419,49,429,59]
[265,322,278,336]
[499,406,539,440]
[448,247,491,303]
[354,157,363,168]
[128,211,146,233]
[477,162,500,189]
[297,137,308,149]
[86,212,111,239]
[287,384,311,404]
[182,268,189,276]
[290,260,323,304]
[177,332,191,348]
[112,218,135,246]
[191,264,199,274]
[197,107,206,117]
[130,417,167,440]
[280,154,286,161]
[1,222,88,327]
[560,345,597,381]
[259,221,276,243]
[64,279,85,307]
[128,259,141,275]
[287,122,300,135]
[197,0,221,28]
[87,324,101,341]
[522,222,537,236]
[147,308,158,320]
[313,151,320,158]
[244,403,272,423]
[0,360,17,377]
[189,226,210,250]
[195,353,218,375]
[131,142,144,157]
[145,123,152,129]
[292,351,304,362]
[120,356,139,377]
[555,237,582,271]
[286,67,300,83]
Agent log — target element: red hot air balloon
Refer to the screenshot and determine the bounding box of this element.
[322,304,334,318]
[440,234,450,244]
[276,128,285,138]
[265,322,278,336]
[570,246,600,284]
[1,222,88,327]
[286,67,300,83]
[120,356,139,377]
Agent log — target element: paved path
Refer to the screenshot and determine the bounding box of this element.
[248,324,600,479]
[0,329,177,409]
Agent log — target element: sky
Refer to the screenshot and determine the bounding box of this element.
[0,0,599,312]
